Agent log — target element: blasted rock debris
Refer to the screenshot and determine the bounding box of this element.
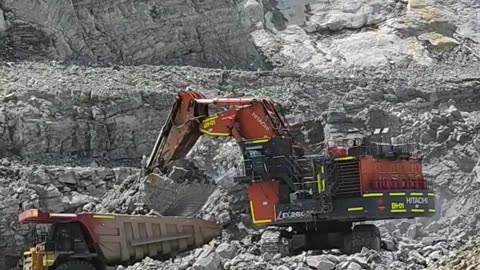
[428,238,480,270]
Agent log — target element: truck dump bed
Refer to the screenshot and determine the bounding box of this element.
[19,209,222,265]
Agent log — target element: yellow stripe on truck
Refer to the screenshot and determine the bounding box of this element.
[93,215,115,219]
[348,207,364,212]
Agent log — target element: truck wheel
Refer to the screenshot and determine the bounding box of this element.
[55,260,96,270]
[351,224,381,253]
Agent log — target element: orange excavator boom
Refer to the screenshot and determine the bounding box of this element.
[145,89,290,174]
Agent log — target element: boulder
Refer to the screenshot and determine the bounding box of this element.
[192,251,222,270]
[216,243,237,260]
[306,256,335,270]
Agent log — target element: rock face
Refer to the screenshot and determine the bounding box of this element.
[0,0,265,69]
[1,0,479,70]
[253,0,479,71]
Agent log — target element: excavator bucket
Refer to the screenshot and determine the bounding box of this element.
[140,90,215,217]
[143,173,216,217]
[146,91,209,173]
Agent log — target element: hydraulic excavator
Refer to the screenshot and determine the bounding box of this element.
[145,89,436,253]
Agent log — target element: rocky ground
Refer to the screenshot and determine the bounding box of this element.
[0,0,480,270]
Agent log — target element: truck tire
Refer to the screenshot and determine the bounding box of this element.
[351,224,381,253]
[55,260,96,270]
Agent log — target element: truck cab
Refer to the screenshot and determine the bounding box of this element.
[22,220,98,270]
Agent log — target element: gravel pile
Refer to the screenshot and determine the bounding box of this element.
[428,238,480,270]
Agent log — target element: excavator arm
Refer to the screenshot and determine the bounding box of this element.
[145,89,290,174]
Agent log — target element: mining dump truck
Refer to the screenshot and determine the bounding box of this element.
[19,209,221,270]
[145,90,437,254]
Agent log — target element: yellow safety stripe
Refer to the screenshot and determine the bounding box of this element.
[44,259,55,266]
[411,209,425,213]
[429,209,436,213]
[317,174,322,192]
[317,166,326,192]
[348,207,364,212]
[252,139,269,144]
[199,129,231,137]
[335,157,355,161]
[410,192,424,197]
[363,193,383,198]
[23,251,31,256]
[391,209,407,213]
[389,192,406,196]
[93,215,115,219]
[249,201,272,225]
[427,193,435,197]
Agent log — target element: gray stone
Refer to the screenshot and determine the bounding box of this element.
[422,236,447,245]
[408,250,426,265]
[428,250,443,260]
[0,9,6,35]
[346,262,362,270]
[57,170,78,184]
[168,166,190,181]
[306,256,335,270]
[406,224,417,239]
[446,105,463,120]
[216,243,237,260]
[192,252,222,270]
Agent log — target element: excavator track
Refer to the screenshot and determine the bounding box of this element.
[259,229,291,256]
